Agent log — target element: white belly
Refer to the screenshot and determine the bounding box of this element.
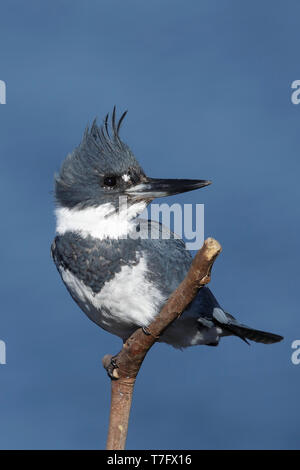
[60,256,166,339]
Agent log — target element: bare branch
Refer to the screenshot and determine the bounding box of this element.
[103,237,222,450]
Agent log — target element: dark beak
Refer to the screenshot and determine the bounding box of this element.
[126,177,211,199]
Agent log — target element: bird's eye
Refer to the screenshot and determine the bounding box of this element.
[103,175,117,187]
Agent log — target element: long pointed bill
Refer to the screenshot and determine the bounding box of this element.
[126,177,211,199]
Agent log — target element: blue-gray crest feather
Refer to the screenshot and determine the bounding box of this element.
[54,108,144,209]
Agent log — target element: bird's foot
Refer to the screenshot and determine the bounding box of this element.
[102,354,119,380]
[142,326,160,339]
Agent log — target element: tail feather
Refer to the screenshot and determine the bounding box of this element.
[222,323,283,345]
[212,308,283,345]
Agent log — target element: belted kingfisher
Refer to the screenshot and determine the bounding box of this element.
[51,108,283,348]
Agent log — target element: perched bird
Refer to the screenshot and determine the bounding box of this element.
[52,108,283,349]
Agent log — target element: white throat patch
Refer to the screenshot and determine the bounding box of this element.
[55,201,147,240]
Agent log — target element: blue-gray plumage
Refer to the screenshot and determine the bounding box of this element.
[52,107,283,348]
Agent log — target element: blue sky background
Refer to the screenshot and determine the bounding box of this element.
[0,0,299,449]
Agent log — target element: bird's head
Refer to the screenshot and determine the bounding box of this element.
[55,107,211,224]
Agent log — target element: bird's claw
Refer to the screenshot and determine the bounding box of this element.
[106,356,119,380]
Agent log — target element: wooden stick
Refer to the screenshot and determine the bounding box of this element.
[103,237,222,450]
